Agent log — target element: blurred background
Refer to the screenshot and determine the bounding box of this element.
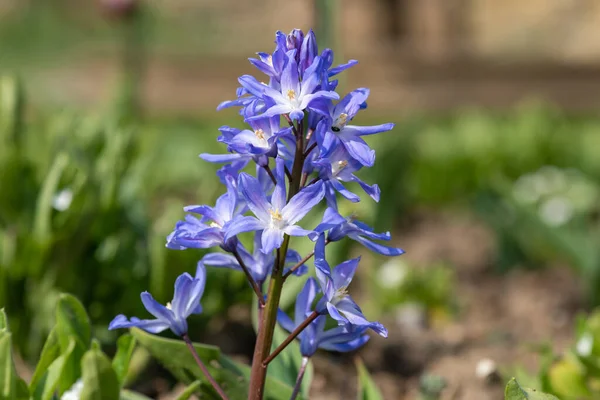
[1,0,600,399]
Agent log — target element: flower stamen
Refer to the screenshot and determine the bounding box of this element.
[255,129,266,140]
[332,113,348,132]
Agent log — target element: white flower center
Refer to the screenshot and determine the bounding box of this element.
[331,286,348,305]
[209,221,222,228]
[269,208,285,229]
[331,160,348,177]
[254,129,269,147]
[332,113,348,132]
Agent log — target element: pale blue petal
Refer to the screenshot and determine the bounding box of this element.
[281,181,325,225]
[342,137,375,167]
[283,225,315,238]
[238,173,272,221]
[344,123,394,136]
[332,257,360,290]
[352,234,405,256]
[109,315,170,334]
[224,216,265,241]
[141,292,174,323]
[261,227,285,254]
[295,278,319,326]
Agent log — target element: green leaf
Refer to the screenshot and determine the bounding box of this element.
[29,327,60,391]
[356,357,384,400]
[0,332,29,400]
[175,381,201,400]
[269,324,313,397]
[80,347,120,400]
[131,328,296,400]
[55,293,91,352]
[0,75,25,149]
[32,338,78,400]
[0,309,7,331]
[119,390,153,400]
[504,378,560,400]
[33,152,69,243]
[112,334,136,386]
[547,357,590,399]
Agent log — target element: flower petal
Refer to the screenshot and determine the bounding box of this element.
[261,227,285,254]
[281,181,325,225]
[332,257,360,290]
[319,334,370,352]
[224,216,265,241]
[342,136,375,167]
[109,315,170,334]
[141,292,174,323]
[295,277,319,326]
[352,234,405,256]
[238,173,272,221]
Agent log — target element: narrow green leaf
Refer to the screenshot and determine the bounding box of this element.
[0,309,7,331]
[80,347,120,400]
[33,339,77,400]
[0,332,29,400]
[112,334,136,386]
[355,358,384,400]
[175,381,201,400]
[504,378,560,400]
[0,76,24,149]
[29,327,60,391]
[119,390,153,400]
[33,152,69,243]
[55,293,91,352]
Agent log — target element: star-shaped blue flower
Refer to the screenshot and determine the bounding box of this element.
[109,266,207,336]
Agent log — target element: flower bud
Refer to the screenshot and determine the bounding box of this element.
[286,29,305,52]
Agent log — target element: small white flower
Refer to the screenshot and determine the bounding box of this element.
[52,189,73,212]
[539,196,574,227]
[377,260,407,289]
[61,379,84,400]
[576,333,594,357]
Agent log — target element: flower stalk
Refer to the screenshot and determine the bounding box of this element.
[182,334,231,400]
[248,117,306,399]
[263,311,319,366]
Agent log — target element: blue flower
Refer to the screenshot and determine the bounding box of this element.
[198,232,307,285]
[316,208,404,256]
[318,88,394,167]
[249,51,339,121]
[109,267,207,336]
[225,159,325,253]
[312,129,380,208]
[313,235,388,337]
[224,117,293,157]
[166,176,242,252]
[277,277,370,357]
[216,75,268,116]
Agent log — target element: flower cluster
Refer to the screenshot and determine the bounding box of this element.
[110,28,403,372]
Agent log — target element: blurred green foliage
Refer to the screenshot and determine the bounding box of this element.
[507,310,600,400]
[368,103,600,304]
[0,76,253,360]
